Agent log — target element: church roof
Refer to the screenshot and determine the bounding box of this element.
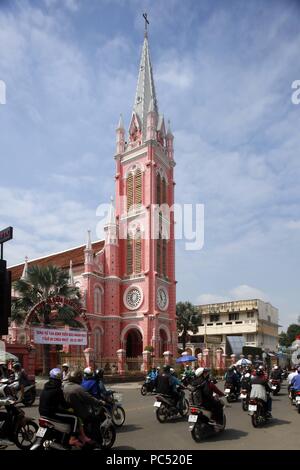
[132,35,158,141]
[9,240,104,281]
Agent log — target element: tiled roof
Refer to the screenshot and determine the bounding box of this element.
[9,240,104,281]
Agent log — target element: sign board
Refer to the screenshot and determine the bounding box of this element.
[33,328,87,346]
[0,226,13,244]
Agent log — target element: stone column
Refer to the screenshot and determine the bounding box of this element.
[163,351,173,366]
[222,353,227,371]
[215,348,223,372]
[203,348,210,368]
[116,349,126,375]
[197,353,204,367]
[142,350,151,373]
[83,347,95,368]
[230,354,236,365]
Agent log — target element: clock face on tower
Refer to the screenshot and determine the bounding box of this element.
[157,286,169,311]
[124,286,143,310]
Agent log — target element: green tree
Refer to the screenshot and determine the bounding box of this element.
[12,265,82,374]
[279,324,300,348]
[176,301,201,351]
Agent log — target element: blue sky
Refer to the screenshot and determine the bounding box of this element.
[0,0,300,329]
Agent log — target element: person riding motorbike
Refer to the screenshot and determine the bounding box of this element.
[81,367,100,398]
[62,363,71,383]
[63,369,104,445]
[224,365,241,395]
[190,367,225,425]
[288,367,298,392]
[170,368,184,411]
[8,363,30,401]
[155,365,174,396]
[39,368,82,448]
[250,367,272,417]
[92,368,113,401]
[270,365,281,381]
[240,366,252,391]
[291,367,300,393]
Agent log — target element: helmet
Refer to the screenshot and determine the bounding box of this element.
[83,367,93,377]
[62,363,69,369]
[50,368,62,380]
[156,366,160,370]
[256,368,264,376]
[95,368,104,380]
[258,365,264,371]
[195,367,204,377]
[274,365,278,370]
[69,369,83,384]
[12,362,21,371]
[170,368,175,374]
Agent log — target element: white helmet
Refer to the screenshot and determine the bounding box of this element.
[274,365,278,369]
[195,367,205,377]
[83,367,93,376]
[170,368,175,374]
[62,363,69,368]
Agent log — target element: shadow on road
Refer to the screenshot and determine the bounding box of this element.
[265,418,291,427]
[117,424,143,433]
[198,428,248,442]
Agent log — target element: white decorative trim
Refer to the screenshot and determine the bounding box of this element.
[125,162,145,178]
[123,285,143,310]
[121,276,145,283]
[122,315,144,320]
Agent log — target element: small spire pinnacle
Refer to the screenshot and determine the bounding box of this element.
[68,260,74,286]
[107,196,116,225]
[117,113,124,130]
[167,119,173,136]
[86,230,92,250]
[21,256,29,280]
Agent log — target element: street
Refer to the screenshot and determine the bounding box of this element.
[2,379,300,450]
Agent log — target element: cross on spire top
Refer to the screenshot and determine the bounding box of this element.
[143,12,149,38]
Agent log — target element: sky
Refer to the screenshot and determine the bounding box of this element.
[0,0,299,330]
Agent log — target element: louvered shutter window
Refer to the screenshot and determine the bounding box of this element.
[135,233,142,273]
[156,173,161,205]
[127,235,133,274]
[135,169,142,206]
[127,173,133,211]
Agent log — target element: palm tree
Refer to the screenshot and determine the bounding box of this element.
[176,301,202,351]
[12,264,82,374]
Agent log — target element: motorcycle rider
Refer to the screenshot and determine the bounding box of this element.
[250,367,272,417]
[288,367,298,391]
[93,368,113,401]
[190,367,225,425]
[170,368,184,411]
[270,365,281,381]
[81,367,100,398]
[240,366,252,392]
[291,367,300,393]
[63,369,104,445]
[224,365,240,395]
[62,363,71,383]
[9,363,30,401]
[39,368,82,448]
[155,365,174,396]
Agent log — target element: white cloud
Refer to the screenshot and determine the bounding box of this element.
[197,284,269,305]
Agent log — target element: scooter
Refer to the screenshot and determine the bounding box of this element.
[104,390,126,427]
[0,398,38,450]
[269,379,281,396]
[188,400,226,442]
[224,382,239,403]
[248,397,272,427]
[141,376,156,396]
[154,387,189,423]
[0,378,36,406]
[30,404,116,450]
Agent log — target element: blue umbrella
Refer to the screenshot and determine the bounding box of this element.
[176,355,197,363]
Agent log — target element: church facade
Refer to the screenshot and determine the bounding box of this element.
[8,31,178,370]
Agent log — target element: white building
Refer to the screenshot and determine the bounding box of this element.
[182,299,279,355]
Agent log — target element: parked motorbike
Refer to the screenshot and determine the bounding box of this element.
[30,404,116,451]
[0,377,36,406]
[224,382,239,403]
[154,389,189,423]
[188,400,226,442]
[0,398,38,450]
[104,390,126,427]
[248,397,271,427]
[269,379,281,396]
[141,376,156,396]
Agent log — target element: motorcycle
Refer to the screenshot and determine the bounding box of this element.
[224,382,239,403]
[0,398,38,450]
[0,377,36,406]
[240,387,250,411]
[188,400,226,442]
[248,397,271,427]
[141,376,156,396]
[269,379,280,396]
[104,390,126,427]
[181,373,195,387]
[153,388,189,423]
[30,404,116,451]
[292,390,300,412]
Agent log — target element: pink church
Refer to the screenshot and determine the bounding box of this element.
[8,31,178,373]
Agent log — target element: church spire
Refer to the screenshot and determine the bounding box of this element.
[132,23,158,142]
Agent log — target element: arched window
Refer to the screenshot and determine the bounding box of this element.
[127,173,133,211]
[127,235,133,275]
[94,287,102,314]
[94,328,102,357]
[135,168,142,206]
